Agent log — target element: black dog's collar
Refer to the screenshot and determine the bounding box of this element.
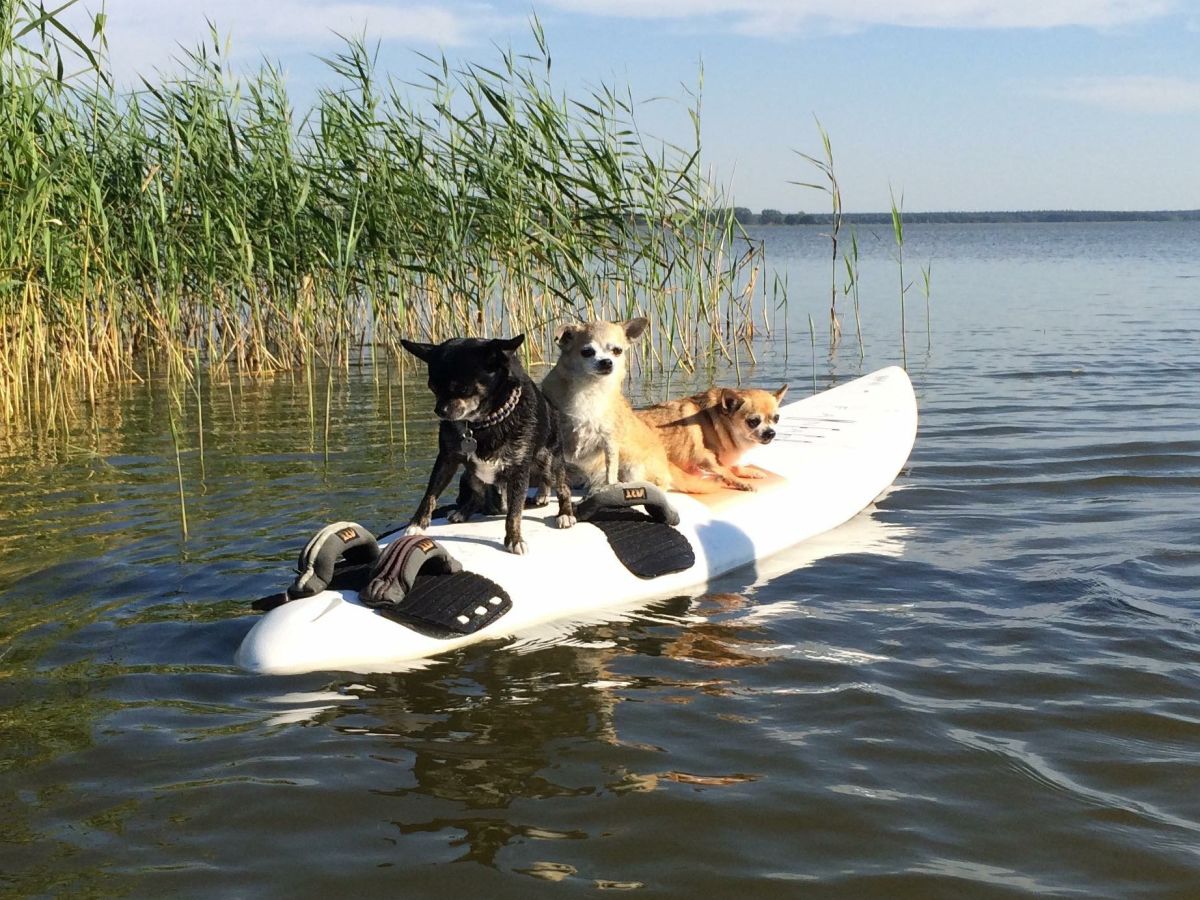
[473,383,523,429]
[445,384,522,457]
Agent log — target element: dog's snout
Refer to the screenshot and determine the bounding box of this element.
[436,399,469,420]
[761,427,776,443]
[596,358,614,374]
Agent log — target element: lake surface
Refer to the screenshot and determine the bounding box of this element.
[2,222,1199,897]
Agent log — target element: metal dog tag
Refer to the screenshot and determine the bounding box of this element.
[451,422,477,457]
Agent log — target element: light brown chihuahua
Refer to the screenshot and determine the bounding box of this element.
[636,385,788,491]
[541,319,719,494]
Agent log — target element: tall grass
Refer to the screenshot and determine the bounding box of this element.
[920,261,932,351]
[843,226,863,360]
[792,119,843,348]
[889,187,911,368]
[1,4,764,435]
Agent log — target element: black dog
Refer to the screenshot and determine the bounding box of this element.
[400,334,576,554]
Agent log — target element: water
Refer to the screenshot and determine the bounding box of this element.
[3,222,1199,897]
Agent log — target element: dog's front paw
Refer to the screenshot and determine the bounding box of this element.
[446,509,467,524]
[404,523,427,536]
[730,480,756,492]
[556,513,576,529]
[504,537,529,555]
[527,491,550,508]
[734,466,765,480]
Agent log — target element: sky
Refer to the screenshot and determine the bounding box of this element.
[57,0,1200,212]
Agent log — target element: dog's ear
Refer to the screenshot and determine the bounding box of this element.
[400,339,436,363]
[554,323,581,348]
[496,334,525,353]
[622,317,649,342]
[773,384,789,403]
[720,389,746,414]
[487,334,524,370]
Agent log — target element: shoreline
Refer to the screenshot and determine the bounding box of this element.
[732,209,1200,225]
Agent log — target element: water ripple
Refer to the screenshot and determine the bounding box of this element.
[4,224,1200,895]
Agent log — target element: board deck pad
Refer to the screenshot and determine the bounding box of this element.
[376,570,511,638]
[584,508,696,579]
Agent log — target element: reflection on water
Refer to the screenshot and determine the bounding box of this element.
[2,223,1200,895]
[504,498,910,657]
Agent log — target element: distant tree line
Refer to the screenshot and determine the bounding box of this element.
[710,207,818,225]
[708,208,1200,225]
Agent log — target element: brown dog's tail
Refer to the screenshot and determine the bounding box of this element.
[666,463,722,494]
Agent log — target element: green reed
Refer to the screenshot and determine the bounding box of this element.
[0,4,763,435]
[843,226,864,360]
[921,261,933,351]
[890,187,911,368]
[792,118,843,348]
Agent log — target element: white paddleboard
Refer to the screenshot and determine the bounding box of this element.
[236,366,918,675]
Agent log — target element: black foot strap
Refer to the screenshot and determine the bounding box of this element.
[360,536,512,639]
[576,482,695,579]
[291,521,380,597]
[254,521,380,611]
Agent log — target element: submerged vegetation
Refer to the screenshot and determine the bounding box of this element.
[1,2,767,435]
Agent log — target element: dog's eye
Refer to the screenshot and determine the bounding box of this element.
[747,416,761,428]
[611,346,623,356]
[772,414,780,423]
[581,347,596,358]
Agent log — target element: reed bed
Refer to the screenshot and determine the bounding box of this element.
[1,5,766,436]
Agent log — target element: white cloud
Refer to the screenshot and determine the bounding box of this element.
[1034,75,1200,113]
[543,0,1177,34]
[60,0,507,82]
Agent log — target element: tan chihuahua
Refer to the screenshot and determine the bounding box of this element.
[541,318,718,494]
[636,385,788,491]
